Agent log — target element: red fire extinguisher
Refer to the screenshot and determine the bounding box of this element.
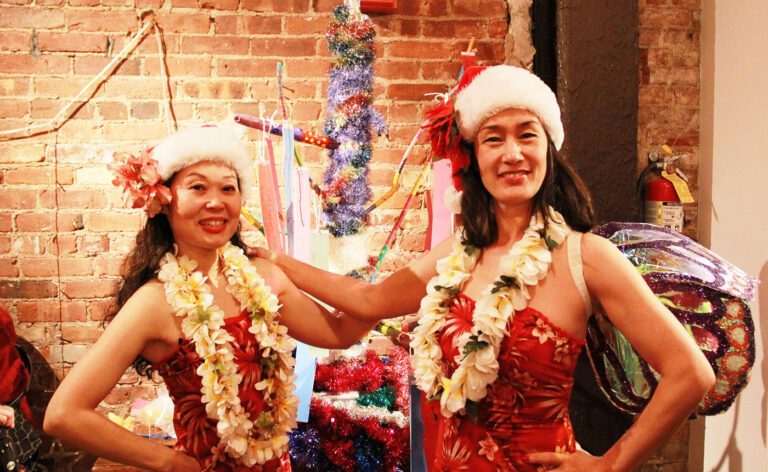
[637,148,690,232]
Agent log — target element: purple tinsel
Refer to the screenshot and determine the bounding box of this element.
[322,4,387,237]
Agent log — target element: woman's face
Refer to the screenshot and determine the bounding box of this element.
[165,160,241,255]
[473,107,548,211]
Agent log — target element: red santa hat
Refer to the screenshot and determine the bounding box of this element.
[453,65,563,149]
[423,65,564,190]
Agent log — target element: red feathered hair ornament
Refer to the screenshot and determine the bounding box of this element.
[421,66,488,190]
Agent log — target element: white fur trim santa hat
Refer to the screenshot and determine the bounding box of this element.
[151,125,254,199]
[453,65,564,150]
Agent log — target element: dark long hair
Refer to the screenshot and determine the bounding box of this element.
[107,212,247,376]
[460,139,595,248]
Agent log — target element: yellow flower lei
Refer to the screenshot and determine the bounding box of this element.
[158,242,298,466]
[410,207,571,417]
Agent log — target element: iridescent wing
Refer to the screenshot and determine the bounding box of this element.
[587,223,757,416]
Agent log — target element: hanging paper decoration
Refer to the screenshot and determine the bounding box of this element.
[587,222,757,416]
[322,1,387,237]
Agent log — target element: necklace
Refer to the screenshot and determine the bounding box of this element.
[158,242,298,466]
[410,207,571,417]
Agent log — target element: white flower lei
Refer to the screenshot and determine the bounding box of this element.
[410,207,571,417]
[157,242,298,466]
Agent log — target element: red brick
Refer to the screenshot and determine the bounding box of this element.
[135,0,162,7]
[291,101,322,122]
[74,56,140,76]
[425,0,449,17]
[59,258,94,276]
[0,258,18,277]
[102,122,168,141]
[88,212,143,232]
[155,13,211,34]
[386,40,453,59]
[216,58,275,78]
[98,101,128,120]
[64,10,136,32]
[376,61,419,81]
[39,188,105,209]
[372,18,421,38]
[200,0,237,9]
[95,257,124,276]
[37,32,107,53]
[0,237,10,254]
[388,102,421,122]
[468,41,505,63]
[0,31,31,52]
[20,257,58,276]
[3,167,74,185]
[0,7,65,29]
[0,98,28,118]
[451,0,506,17]
[0,280,57,298]
[284,58,330,78]
[130,101,160,120]
[214,15,237,34]
[170,0,196,8]
[15,212,83,232]
[386,82,445,102]
[62,325,103,343]
[179,80,247,99]
[62,301,87,322]
[243,15,283,35]
[61,279,117,298]
[0,55,70,75]
[17,300,60,322]
[32,99,94,120]
[250,37,317,57]
[146,56,213,77]
[89,300,115,321]
[0,213,10,232]
[0,77,30,96]
[242,0,309,13]
[284,15,328,35]
[0,189,40,209]
[181,35,249,55]
[421,61,462,81]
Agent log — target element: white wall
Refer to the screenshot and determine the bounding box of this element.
[698,0,768,470]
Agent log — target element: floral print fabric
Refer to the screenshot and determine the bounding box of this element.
[155,311,291,471]
[425,294,584,471]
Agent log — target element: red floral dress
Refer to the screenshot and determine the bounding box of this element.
[423,294,584,471]
[155,311,291,471]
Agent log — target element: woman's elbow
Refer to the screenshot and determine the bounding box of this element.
[43,400,66,436]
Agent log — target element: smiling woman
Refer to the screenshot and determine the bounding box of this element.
[42,126,377,472]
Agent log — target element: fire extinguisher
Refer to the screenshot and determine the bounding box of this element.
[637,147,691,233]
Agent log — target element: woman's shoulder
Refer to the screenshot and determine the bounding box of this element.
[120,279,172,320]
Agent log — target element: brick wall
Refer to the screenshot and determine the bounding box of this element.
[0,0,701,468]
[0,0,507,463]
[638,0,701,239]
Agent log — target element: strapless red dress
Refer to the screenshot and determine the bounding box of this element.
[155,311,291,471]
[422,294,584,471]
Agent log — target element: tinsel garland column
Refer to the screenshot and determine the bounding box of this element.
[322,2,387,237]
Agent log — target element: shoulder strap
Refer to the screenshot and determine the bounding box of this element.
[567,232,592,317]
[9,345,32,407]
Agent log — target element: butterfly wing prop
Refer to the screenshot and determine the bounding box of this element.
[587,222,757,416]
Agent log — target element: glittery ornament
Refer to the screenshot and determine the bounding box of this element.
[322,3,387,237]
[588,222,757,416]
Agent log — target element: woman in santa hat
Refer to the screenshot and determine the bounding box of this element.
[254,65,715,471]
[43,126,376,471]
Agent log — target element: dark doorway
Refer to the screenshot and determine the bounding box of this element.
[532,0,639,455]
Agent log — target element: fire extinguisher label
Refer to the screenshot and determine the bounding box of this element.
[644,201,684,232]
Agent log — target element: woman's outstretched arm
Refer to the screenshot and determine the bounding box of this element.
[252,235,456,322]
[44,283,200,472]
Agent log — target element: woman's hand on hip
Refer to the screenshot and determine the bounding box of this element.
[527,450,612,471]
